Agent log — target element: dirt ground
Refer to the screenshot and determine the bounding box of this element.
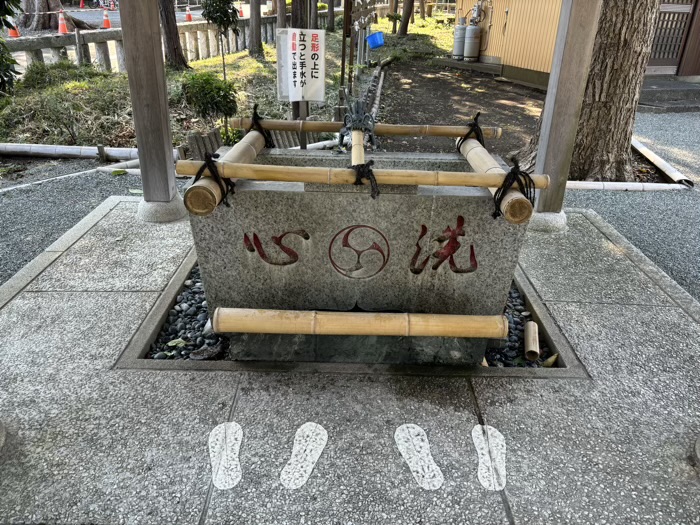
[378,60,545,159]
[377,60,666,183]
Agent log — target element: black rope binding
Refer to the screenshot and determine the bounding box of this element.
[350,160,380,199]
[492,158,536,219]
[193,152,236,207]
[248,104,275,148]
[456,112,485,151]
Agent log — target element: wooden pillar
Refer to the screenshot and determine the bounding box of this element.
[119,0,181,213]
[533,0,603,220]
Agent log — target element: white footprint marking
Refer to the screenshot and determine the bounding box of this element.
[208,422,243,490]
[394,423,444,491]
[280,422,328,489]
[471,424,506,490]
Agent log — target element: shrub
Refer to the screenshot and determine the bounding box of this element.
[181,71,238,124]
[19,61,107,92]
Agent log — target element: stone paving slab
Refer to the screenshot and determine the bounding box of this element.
[0,290,238,524]
[27,202,192,292]
[203,373,509,525]
[519,213,674,306]
[565,190,700,305]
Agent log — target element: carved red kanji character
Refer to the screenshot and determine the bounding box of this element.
[410,216,477,275]
[243,230,310,266]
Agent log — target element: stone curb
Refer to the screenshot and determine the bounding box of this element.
[0,196,140,312]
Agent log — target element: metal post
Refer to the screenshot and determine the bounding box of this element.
[530,0,603,231]
[119,0,186,222]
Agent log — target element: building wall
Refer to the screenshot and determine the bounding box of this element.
[457,0,561,83]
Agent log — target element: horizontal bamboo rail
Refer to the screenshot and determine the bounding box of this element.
[176,161,550,189]
[213,308,509,339]
[458,138,535,225]
[228,118,503,139]
[183,131,266,215]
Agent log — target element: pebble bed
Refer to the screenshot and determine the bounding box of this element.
[147,266,229,361]
[149,265,552,366]
[485,285,554,368]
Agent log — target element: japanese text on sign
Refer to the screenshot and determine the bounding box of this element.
[285,28,325,102]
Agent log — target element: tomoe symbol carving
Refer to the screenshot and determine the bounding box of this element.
[328,225,390,279]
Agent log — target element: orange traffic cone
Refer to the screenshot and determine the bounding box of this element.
[185,5,193,21]
[58,10,69,34]
[102,9,111,29]
[239,4,244,17]
[8,24,20,38]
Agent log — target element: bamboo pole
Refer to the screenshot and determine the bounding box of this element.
[176,161,551,189]
[213,308,509,339]
[524,321,540,362]
[457,138,535,225]
[351,130,365,165]
[227,118,502,139]
[183,131,267,216]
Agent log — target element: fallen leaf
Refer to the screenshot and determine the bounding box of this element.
[542,353,559,368]
[166,338,188,347]
[128,188,143,194]
[111,169,128,176]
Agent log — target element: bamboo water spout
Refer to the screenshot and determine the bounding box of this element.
[457,138,536,224]
[183,131,266,216]
[213,308,509,339]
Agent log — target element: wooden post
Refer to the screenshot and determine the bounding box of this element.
[120,0,184,219]
[75,28,91,66]
[533,0,603,223]
[179,32,189,60]
[187,32,200,60]
[213,308,509,339]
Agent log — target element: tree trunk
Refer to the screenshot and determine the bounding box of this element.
[327,0,335,32]
[419,0,425,20]
[517,0,660,181]
[391,0,398,34]
[398,0,414,36]
[19,0,96,31]
[249,0,263,56]
[310,0,318,29]
[157,0,188,70]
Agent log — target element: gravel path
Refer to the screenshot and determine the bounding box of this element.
[0,169,184,287]
[565,189,700,303]
[0,157,104,190]
[634,112,700,184]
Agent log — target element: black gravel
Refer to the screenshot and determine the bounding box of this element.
[485,284,555,368]
[147,265,229,361]
[0,168,189,287]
